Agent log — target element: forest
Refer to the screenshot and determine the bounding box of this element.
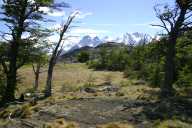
[0,0,192,128]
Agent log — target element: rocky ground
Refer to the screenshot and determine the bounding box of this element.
[0,64,192,128]
[0,84,192,128]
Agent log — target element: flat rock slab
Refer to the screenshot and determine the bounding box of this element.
[5,98,183,128]
[33,98,147,128]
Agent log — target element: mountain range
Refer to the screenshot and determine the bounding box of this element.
[63,32,152,54]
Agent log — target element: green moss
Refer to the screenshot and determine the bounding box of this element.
[155,120,191,128]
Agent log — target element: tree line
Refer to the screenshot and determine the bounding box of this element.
[86,0,192,97]
[87,30,192,90]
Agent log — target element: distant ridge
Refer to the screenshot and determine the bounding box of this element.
[61,32,152,56]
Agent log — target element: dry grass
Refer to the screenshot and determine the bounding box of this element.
[17,63,128,97]
[154,120,192,128]
[45,118,79,128]
[96,122,134,128]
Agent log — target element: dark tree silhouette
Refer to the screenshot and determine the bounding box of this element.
[152,0,192,97]
[0,0,69,102]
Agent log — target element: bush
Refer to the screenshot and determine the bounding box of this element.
[87,59,104,70]
[176,65,192,88]
[0,66,6,99]
[88,48,129,71]
[77,51,90,63]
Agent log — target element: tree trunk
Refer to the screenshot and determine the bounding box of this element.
[34,73,39,91]
[161,37,176,97]
[44,57,55,97]
[34,64,40,91]
[161,8,187,97]
[44,13,77,98]
[2,41,18,102]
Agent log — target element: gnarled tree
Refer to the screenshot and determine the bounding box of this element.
[0,0,69,103]
[152,0,192,97]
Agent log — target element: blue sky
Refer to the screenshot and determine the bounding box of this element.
[43,0,173,48]
[0,0,174,49]
[59,0,174,37]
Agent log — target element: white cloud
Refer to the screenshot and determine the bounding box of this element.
[47,34,82,51]
[39,7,65,17]
[47,34,58,43]
[47,27,108,50]
[77,12,93,19]
[90,23,122,26]
[71,28,108,37]
[49,11,65,17]
[80,23,154,27]
[71,10,93,19]
[47,31,81,44]
[50,23,62,30]
[48,28,108,40]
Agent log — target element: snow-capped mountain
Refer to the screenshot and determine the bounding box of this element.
[78,36,102,47]
[64,32,152,53]
[113,32,152,45]
[67,35,103,53]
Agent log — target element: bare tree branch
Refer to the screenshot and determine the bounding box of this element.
[151,24,170,33]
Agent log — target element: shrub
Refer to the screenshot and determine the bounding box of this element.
[176,65,192,88]
[77,51,90,63]
[0,66,6,99]
[155,120,191,128]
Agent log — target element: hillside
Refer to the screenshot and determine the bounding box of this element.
[60,42,128,62]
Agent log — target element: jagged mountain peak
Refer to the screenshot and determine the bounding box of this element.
[93,36,100,42]
[79,35,102,47]
[63,32,152,54]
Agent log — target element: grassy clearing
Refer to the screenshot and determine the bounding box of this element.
[1,63,191,128]
[17,63,159,101]
[17,63,129,96]
[17,63,162,102]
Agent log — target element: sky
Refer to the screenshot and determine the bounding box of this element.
[45,0,174,49]
[0,0,174,50]
[57,0,174,36]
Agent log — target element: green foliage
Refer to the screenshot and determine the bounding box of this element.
[89,31,192,89]
[0,66,5,98]
[155,119,191,128]
[175,30,192,88]
[88,40,166,87]
[77,51,90,63]
[35,0,53,4]
[176,65,192,87]
[88,47,129,71]
[0,0,56,102]
[123,40,167,87]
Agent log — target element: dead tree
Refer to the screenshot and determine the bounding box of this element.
[44,12,78,97]
[32,61,46,91]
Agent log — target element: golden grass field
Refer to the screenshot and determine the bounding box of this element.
[0,63,191,128]
[17,63,129,96]
[17,63,159,101]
